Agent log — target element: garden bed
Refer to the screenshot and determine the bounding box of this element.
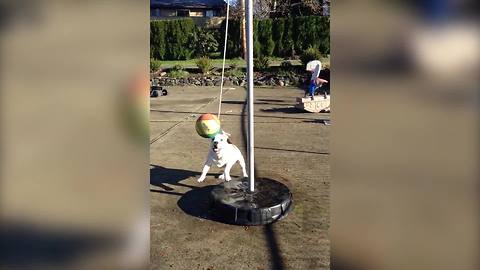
[151,66,329,88]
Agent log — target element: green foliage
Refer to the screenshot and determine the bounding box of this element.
[293,17,307,53]
[189,28,219,57]
[280,60,293,70]
[317,17,330,55]
[172,64,184,71]
[282,17,295,57]
[272,19,285,56]
[257,20,275,57]
[150,16,329,60]
[253,20,262,58]
[254,55,270,71]
[169,63,188,77]
[169,20,197,60]
[151,19,196,60]
[277,61,301,83]
[195,57,215,74]
[150,59,161,72]
[225,68,245,77]
[225,62,244,77]
[277,69,297,78]
[223,19,242,58]
[150,21,166,59]
[168,69,189,78]
[300,47,322,66]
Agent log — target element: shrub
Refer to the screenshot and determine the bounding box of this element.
[261,20,275,57]
[164,19,196,60]
[196,57,214,74]
[150,59,161,73]
[277,69,297,78]
[280,60,293,70]
[189,29,219,57]
[225,68,245,77]
[222,19,242,58]
[300,47,322,66]
[272,19,285,56]
[254,56,270,71]
[253,20,262,58]
[173,64,184,71]
[150,21,166,59]
[168,69,189,78]
[293,17,307,53]
[282,17,295,57]
[229,63,239,70]
[253,40,262,58]
[150,16,329,60]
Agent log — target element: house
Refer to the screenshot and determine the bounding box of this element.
[150,0,227,27]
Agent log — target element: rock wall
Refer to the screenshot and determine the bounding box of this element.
[151,74,309,87]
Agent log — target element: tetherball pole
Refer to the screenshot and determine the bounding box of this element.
[246,0,254,192]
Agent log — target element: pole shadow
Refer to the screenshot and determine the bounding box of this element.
[264,224,285,270]
[150,109,314,121]
[241,88,287,270]
[257,99,285,103]
[222,100,287,106]
[255,146,330,155]
[260,107,305,114]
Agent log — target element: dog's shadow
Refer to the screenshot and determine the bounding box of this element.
[150,164,199,191]
[150,164,226,223]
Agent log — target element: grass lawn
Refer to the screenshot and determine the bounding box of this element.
[155,56,330,69]
[160,58,247,68]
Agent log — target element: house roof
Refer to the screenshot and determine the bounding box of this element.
[151,0,226,9]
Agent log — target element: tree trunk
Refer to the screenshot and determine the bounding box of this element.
[240,0,247,59]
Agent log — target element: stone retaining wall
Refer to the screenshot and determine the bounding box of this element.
[151,74,309,87]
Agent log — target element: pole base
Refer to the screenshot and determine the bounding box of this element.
[209,177,293,226]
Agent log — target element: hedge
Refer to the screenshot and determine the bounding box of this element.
[151,16,329,60]
[150,19,197,60]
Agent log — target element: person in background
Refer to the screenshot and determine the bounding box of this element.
[306,60,331,125]
[305,60,328,99]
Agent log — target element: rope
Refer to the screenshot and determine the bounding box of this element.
[217,0,230,120]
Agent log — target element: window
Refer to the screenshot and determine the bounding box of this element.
[176,10,189,17]
[190,10,204,17]
[206,10,214,17]
[160,9,176,17]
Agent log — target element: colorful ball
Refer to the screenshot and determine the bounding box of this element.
[195,113,221,138]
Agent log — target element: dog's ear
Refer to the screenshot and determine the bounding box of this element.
[222,130,231,137]
[227,138,233,144]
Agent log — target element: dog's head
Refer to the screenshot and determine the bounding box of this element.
[211,131,232,152]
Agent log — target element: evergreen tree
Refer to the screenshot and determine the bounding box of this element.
[272,18,285,56]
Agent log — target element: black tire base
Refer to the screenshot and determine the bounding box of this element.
[209,177,293,226]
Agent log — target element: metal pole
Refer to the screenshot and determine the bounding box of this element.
[246,0,254,192]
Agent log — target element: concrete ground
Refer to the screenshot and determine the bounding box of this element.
[150,86,330,269]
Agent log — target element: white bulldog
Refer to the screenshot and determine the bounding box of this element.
[197,131,248,182]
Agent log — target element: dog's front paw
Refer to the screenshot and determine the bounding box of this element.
[197,177,205,183]
[225,176,232,182]
[218,174,225,180]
